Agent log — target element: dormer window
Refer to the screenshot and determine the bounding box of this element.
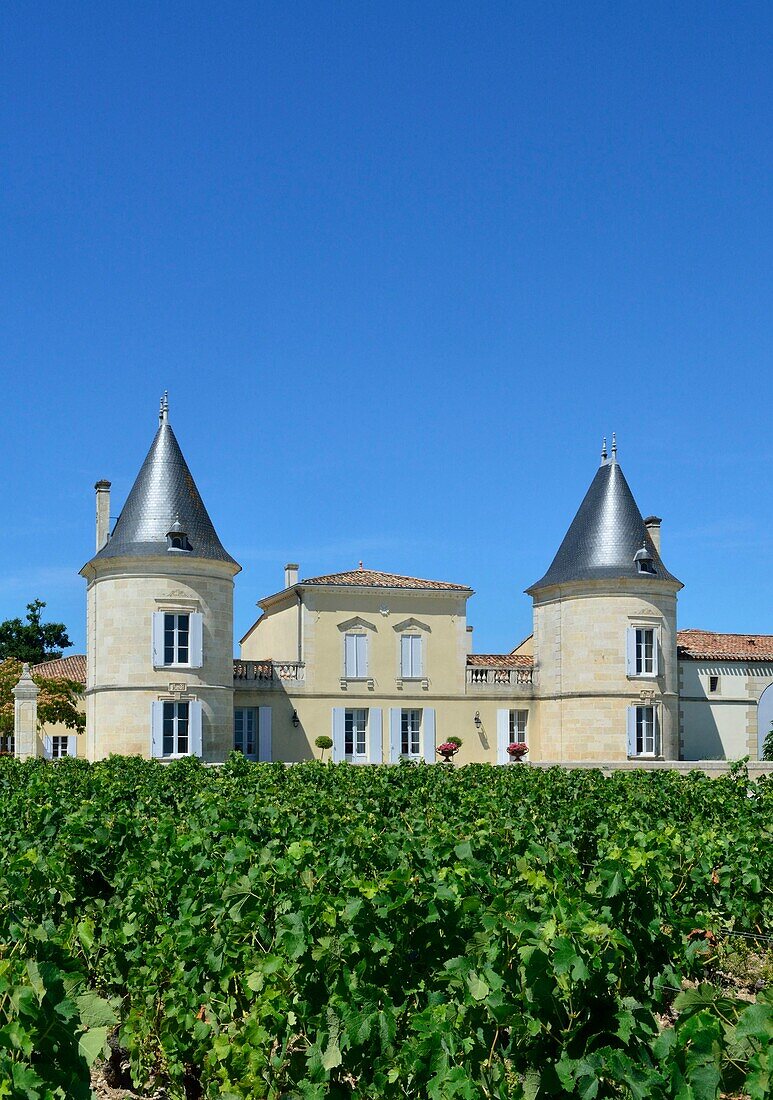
[166,517,191,553]
[633,543,656,575]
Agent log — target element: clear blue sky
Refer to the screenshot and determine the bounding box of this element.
[1,2,771,654]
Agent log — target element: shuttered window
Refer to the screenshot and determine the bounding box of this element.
[344,709,368,759]
[344,633,368,678]
[400,635,423,678]
[234,708,258,759]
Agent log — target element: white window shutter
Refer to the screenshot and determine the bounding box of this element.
[653,708,660,756]
[368,708,383,764]
[423,708,436,763]
[626,706,637,757]
[389,708,401,762]
[344,635,356,677]
[625,627,636,676]
[66,735,77,758]
[400,635,411,677]
[413,636,422,677]
[651,631,660,677]
[42,734,53,760]
[496,709,509,765]
[332,708,345,762]
[189,613,204,668]
[151,701,164,758]
[152,612,165,667]
[357,634,368,677]
[189,701,203,758]
[258,706,272,762]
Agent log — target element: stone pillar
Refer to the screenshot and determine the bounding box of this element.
[95,480,111,551]
[13,663,39,759]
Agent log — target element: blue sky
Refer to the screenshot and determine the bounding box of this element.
[1,2,771,654]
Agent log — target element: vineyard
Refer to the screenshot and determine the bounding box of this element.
[0,757,771,1099]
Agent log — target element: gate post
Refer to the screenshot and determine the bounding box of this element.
[13,663,40,759]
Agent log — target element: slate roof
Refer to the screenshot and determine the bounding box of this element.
[87,403,238,568]
[32,654,87,684]
[299,568,470,591]
[466,653,534,668]
[527,455,681,592]
[677,630,773,661]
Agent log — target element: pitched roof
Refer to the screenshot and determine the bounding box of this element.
[299,568,471,592]
[677,630,773,661]
[527,453,681,592]
[467,653,534,668]
[32,654,87,684]
[86,402,238,569]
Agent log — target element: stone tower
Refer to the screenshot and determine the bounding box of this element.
[80,395,240,761]
[526,437,683,762]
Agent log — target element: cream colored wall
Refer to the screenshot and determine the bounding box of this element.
[83,557,236,761]
[679,661,773,760]
[531,579,680,762]
[241,597,299,661]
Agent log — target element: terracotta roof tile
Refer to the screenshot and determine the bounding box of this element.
[467,653,534,669]
[32,654,87,684]
[300,568,470,591]
[677,630,773,661]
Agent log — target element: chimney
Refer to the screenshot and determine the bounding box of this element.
[466,625,474,654]
[285,563,299,588]
[95,480,111,551]
[643,516,662,555]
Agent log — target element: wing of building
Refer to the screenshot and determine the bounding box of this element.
[13,409,771,766]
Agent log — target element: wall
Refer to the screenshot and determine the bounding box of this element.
[679,661,773,760]
[531,579,680,761]
[84,557,236,761]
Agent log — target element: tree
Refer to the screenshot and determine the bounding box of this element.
[0,600,72,665]
[762,722,773,762]
[0,658,85,737]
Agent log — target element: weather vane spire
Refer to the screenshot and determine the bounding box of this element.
[159,391,169,424]
[611,431,617,460]
[601,436,607,463]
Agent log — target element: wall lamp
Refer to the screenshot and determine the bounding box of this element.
[292,710,300,727]
[474,711,481,728]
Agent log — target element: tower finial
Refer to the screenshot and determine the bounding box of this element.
[159,391,169,424]
[601,436,607,463]
[611,431,617,460]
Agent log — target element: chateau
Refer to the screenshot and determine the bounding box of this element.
[22,398,773,764]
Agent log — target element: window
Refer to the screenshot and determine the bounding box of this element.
[401,709,421,758]
[163,701,189,756]
[627,704,659,757]
[344,633,368,678]
[164,613,190,665]
[626,626,658,677]
[709,675,720,694]
[50,735,72,760]
[509,710,528,740]
[400,634,423,678]
[234,708,258,759]
[152,611,203,669]
[345,709,368,759]
[0,734,14,756]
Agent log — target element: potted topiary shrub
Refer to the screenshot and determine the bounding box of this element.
[315,735,333,762]
[507,741,529,763]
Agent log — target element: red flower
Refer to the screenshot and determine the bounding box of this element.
[507,742,529,756]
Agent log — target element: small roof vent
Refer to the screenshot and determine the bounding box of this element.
[634,542,657,575]
[166,515,191,553]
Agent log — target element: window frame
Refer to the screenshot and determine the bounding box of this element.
[234,707,258,760]
[162,700,190,757]
[508,709,528,741]
[626,625,659,679]
[0,734,14,756]
[401,708,422,759]
[164,612,191,667]
[344,708,369,761]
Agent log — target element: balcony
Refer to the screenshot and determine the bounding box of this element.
[234,660,305,686]
[466,656,534,693]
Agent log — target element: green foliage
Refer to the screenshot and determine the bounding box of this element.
[762,722,773,761]
[0,659,85,736]
[0,600,72,665]
[0,758,770,1097]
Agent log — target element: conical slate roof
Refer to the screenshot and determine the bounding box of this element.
[89,400,239,568]
[527,449,681,593]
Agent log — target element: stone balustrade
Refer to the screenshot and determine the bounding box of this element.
[233,660,305,684]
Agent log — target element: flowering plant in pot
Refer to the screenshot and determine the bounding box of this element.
[437,737,461,763]
[507,741,529,762]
